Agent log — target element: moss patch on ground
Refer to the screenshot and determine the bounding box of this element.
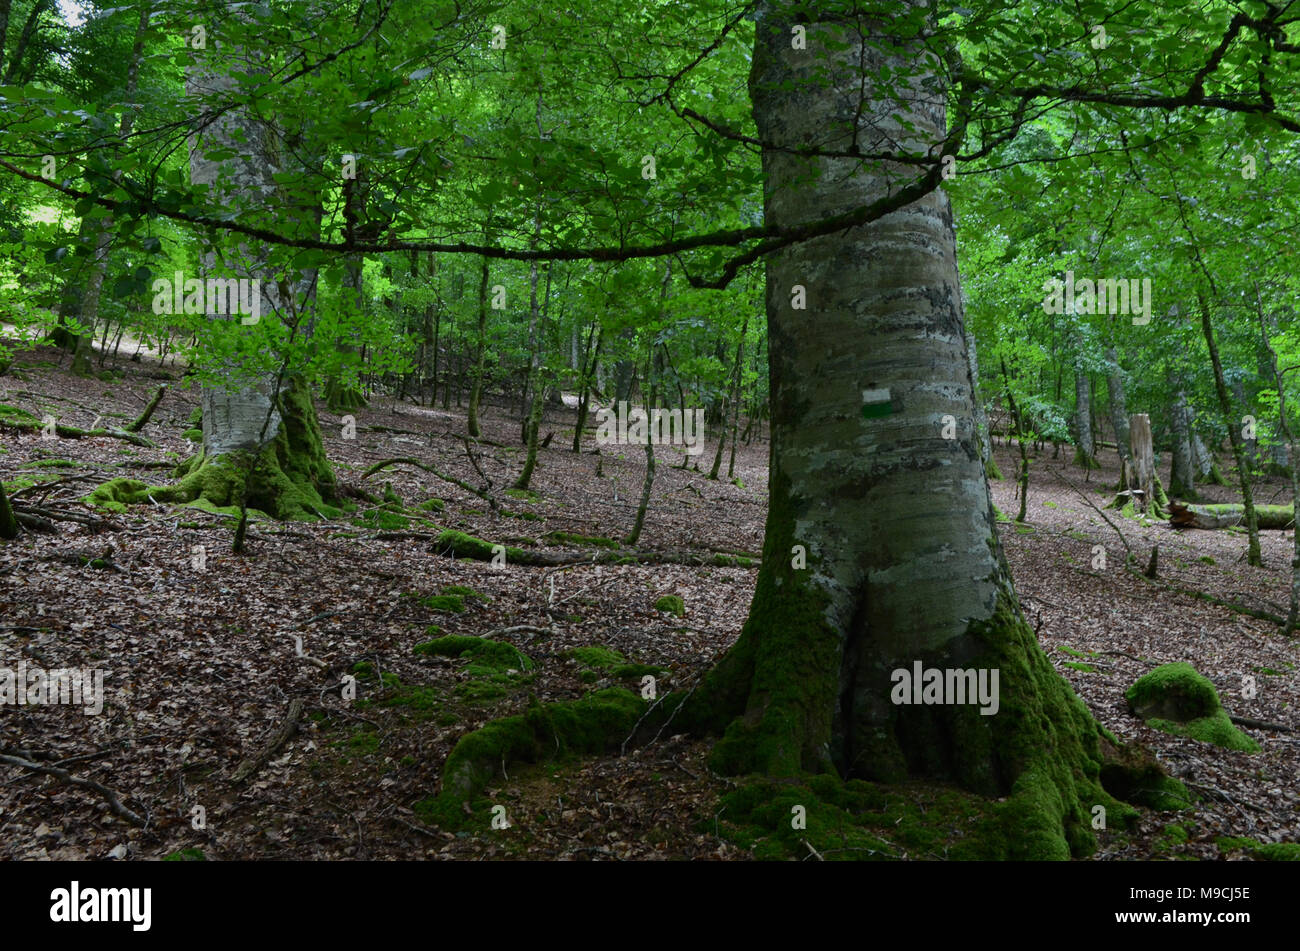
[351,505,410,530]
[414,634,534,704]
[413,582,488,613]
[1217,837,1300,861]
[655,595,685,617]
[441,584,490,603]
[564,644,668,682]
[416,687,645,831]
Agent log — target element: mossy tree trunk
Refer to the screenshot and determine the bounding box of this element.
[177,9,339,521]
[679,1,1123,859]
[0,479,18,540]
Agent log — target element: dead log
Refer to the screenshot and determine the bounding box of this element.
[1168,502,1295,530]
[0,416,156,447]
[433,530,759,568]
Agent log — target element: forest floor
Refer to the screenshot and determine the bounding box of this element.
[1,342,1298,861]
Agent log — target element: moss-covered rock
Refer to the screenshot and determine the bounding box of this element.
[1126,663,1260,753]
[1126,663,1220,721]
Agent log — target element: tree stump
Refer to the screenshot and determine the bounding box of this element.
[1114,413,1156,514]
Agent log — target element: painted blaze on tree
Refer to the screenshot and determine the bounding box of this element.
[677,0,1136,858]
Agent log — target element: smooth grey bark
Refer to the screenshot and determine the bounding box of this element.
[187,20,285,455]
[1073,365,1098,469]
[680,6,1119,860]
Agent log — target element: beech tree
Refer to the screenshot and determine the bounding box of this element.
[665,0,1125,859]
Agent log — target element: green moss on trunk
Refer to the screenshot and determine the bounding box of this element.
[86,378,341,521]
[0,480,18,540]
[324,376,368,413]
[678,469,1143,858]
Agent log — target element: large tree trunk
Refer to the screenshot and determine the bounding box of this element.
[168,11,337,520]
[678,0,1125,859]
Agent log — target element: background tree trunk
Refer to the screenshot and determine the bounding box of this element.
[1106,346,1130,468]
[1199,293,1262,566]
[1168,389,1196,500]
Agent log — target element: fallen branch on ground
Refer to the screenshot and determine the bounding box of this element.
[229,699,305,784]
[361,457,493,506]
[0,753,146,826]
[126,384,167,433]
